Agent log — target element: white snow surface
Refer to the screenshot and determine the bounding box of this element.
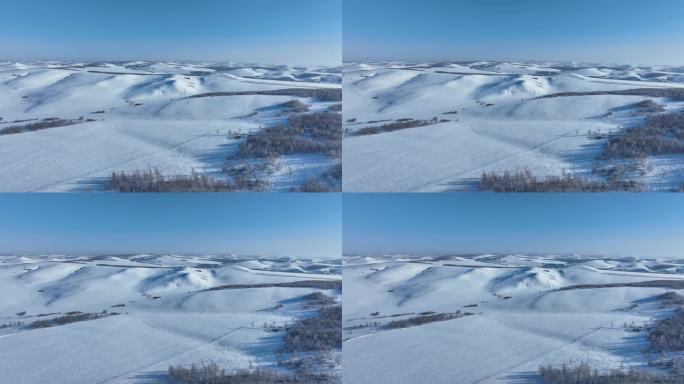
[0,61,341,191]
[0,254,341,383]
[343,61,684,191]
[343,253,684,383]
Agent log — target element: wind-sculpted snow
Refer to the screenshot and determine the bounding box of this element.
[0,61,341,191]
[343,254,684,384]
[0,254,341,383]
[343,61,684,191]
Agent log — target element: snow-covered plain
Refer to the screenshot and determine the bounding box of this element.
[343,253,684,384]
[343,61,684,191]
[0,254,341,383]
[0,61,341,191]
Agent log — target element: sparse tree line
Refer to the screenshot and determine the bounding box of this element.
[107,168,265,192]
[479,169,641,192]
[1,311,118,330]
[0,116,96,135]
[168,362,334,384]
[539,362,680,384]
[186,88,342,102]
[538,87,684,101]
[353,117,444,136]
[201,280,341,292]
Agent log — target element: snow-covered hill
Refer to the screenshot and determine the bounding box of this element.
[0,61,341,191]
[0,254,341,383]
[343,61,684,191]
[343,253,684,383]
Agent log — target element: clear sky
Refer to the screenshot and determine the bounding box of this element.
[344,194,684,259]
[344,0,684,65]
[0,0,341,65]
[0,194,341,258]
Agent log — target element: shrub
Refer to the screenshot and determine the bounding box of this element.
[479,169,641,192]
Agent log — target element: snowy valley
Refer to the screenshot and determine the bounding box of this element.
[343,61,684,192]
[343,253,684,383]
[0,254,342,383]
[0,61,342,192]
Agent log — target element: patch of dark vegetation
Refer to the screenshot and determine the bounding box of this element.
[354,118,438,136]
[443,110,459,115]
[291,165,342,192]
[539,88,684,101]
[303,292,337,307]
[282,306,341,352]
[27,311,118,329]
[187,88,342,102]
[90,110,106,114]
[633,99,666,113]
[231,112,341,160]
[539,362,677,384]
[385,311,473,330]
[559,280,684,291]
[0,117,95,135]
[600,112,684,159]
[202,280,341,292]
[660,292,684,308]
[168,362,335,384]
[279,100,310,113]
[480,169,641,192]
[650,309,684,352]
[106,168,266,192]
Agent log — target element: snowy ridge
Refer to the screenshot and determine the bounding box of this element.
[343,61,684,191]
[0,254,341,383]
[0,61,341,192]
[343,253,684,383]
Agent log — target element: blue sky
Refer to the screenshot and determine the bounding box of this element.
[344,194,684,258]
[344,0,684,64]
[0,194,341,258]
[0,0,341,65]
